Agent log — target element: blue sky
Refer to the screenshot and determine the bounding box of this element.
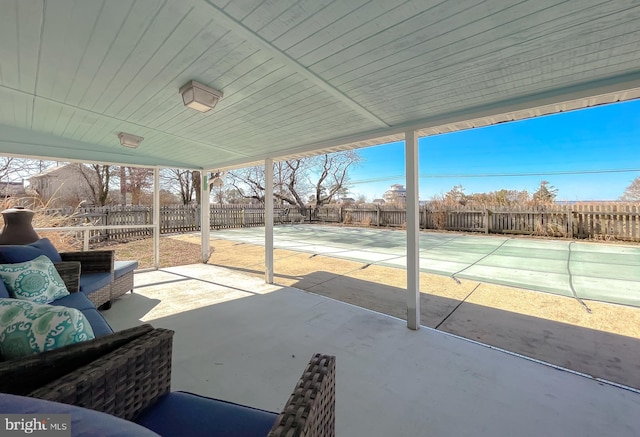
[348,99,640,202]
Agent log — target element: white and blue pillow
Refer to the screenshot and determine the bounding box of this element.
[0,299,95,359]
[0,255,70,304]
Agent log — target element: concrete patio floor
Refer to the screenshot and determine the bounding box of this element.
[167,232,640,389]
[103,265,640,437]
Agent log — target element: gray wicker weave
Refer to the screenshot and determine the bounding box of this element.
[85,285,111,308]
[5,325,336,436]
[54,261,81,293]
[111,270,134,300]
[29,327,173,421]
[268,353,336,437]
[0,324,155,396]
[60,250,114,273]
[60,250,115,308]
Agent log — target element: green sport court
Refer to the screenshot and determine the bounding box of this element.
[211,224,640,308]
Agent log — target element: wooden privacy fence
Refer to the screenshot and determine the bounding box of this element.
[311,204,640,242]
[41,205,302,242]
[40,203,640,242]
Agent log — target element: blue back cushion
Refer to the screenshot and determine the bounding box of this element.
[81,308,114,337]
[0,238,62,264]
[0,281,9,299]
[52,292,95,311]
[0,245,42,263]
[29,238,62,263]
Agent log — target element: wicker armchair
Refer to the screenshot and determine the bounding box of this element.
[1,325,336,436]
[59,249,115,308]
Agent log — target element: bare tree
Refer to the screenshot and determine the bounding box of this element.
[227,166,268,204]
[124,167,153,205]
[0,157,55,182]
[161,169,197,205]
[311,152,360,207]
[224,188,245,204]
[620,177,640,201]
[228,151,361,208]
[73,164,112,206]
[119,166,127,205]
[193,171,201,204]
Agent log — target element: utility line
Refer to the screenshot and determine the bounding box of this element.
[349,168,640,185]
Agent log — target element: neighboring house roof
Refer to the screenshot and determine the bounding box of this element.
[28,164,71,179]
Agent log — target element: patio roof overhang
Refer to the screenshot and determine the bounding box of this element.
[0,0,639,170]
[2,0,640,331]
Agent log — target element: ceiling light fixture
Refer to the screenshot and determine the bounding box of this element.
[118,132,144,149]
[180,80,223,112]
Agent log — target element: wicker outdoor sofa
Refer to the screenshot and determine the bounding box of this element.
[0,238,137,309]
[0,324,337,436]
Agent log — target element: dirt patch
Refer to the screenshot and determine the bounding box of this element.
[108,237,208,269]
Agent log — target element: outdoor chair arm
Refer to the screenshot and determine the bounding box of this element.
[59,250,114,273]
[54,261,81,292]
[0,325,155,396]
[268,353,336,437]
[28,327,174,421]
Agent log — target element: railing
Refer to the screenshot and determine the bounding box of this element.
[35,225,156,251]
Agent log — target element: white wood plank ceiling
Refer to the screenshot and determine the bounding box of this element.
[1,0,639,169]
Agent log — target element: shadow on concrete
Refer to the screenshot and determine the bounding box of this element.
[209,264,640,389]
[292,271,640,389]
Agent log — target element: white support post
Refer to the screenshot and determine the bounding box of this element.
[153,168,160,269]
[201,171,211,263]
[405,130,420,330]
[265,158,274,284]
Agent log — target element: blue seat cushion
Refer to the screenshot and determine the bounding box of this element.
[0,393,161,437]
[52,292,95,311]
[79,272,112,295]
[114,260,138,279]
[0,238,62,264]
[135,391,278,437]
[81,308,113,337]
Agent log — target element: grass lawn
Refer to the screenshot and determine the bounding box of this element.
[107,237,210,269]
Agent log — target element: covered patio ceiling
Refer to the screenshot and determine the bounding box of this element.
[1,0,640,170]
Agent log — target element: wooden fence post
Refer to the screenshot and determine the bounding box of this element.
[567,210,573,238]
[485,209,490,234]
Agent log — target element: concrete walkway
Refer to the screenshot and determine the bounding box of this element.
[211,225,640,307]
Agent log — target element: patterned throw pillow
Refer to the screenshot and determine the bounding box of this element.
[0,299,95,359]
[0,255,70,304]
